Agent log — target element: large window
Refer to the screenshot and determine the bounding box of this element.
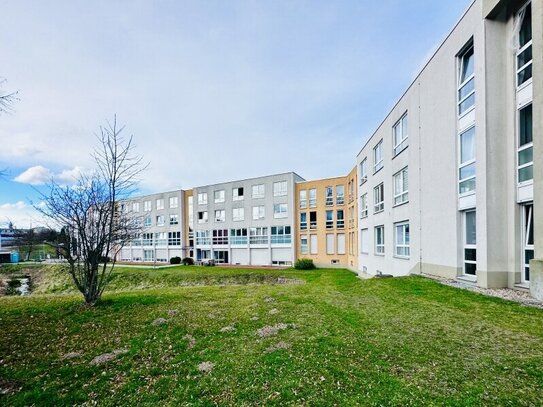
[197,192,208,205]
[360,229,369,254]
[155,232,167,246]
[458,44,475,116]
[299,190,307,209]
[252,205,265,220]
[196,230,211,245]
[360,193,368,218]
[394,167,409,205]
[169,214,179,225]
[233,187,244,201]
[169,197,178,208]
[373,140,383,173]
[230,228,248,245]
[309,188,317,208]
[394,222,410,258]
[232,208,245,222]
[156,199,164,210]
[518,104,533,183]
[156,215,165,226]
[309,211,317,229]
[517,3,532,87]
[168,231,181,246]
[360,159,368,184]
[144,216,151,227]
[212,229,228,245]
[374,226,384,255]
[459,126,476,194]
[132,202,140,212]
[300,236,308,254]
[336,210,344,229]
[142,233,153,246]
[273,203,288,219]
[336,185,345,205]
[326,210,334,229]
[271,226,291,244]
[249,227,268,244]
[393,113,408,156]
[464,211,477,276]
[144,200,152,212]
[214,190,225,203]
[300,212,307,231]
[215,209,225,223]
[198,211,208,224]
[252,184,265,199]
[374,183,384,213]
[523,204,534,282]
[273,181,288,197]
[325,186,334,206]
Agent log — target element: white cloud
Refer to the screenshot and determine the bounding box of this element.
[14,165,52,185]
[0,201,46,229]
[55,166,84,184]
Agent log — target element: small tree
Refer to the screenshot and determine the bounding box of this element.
[37,116,148,305]
[0,78,18,115]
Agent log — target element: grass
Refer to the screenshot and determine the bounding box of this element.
[1,265,543,405]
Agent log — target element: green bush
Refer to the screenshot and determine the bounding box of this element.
[182,257,195,266]
[294,258,316,270]
[170,256,181,265]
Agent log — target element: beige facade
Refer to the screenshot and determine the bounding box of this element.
[295,168,357,269]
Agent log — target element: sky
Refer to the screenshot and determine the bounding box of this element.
[0,0,472,228]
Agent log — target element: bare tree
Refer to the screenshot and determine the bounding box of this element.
[37,116,148,305]
[0,78,18,114]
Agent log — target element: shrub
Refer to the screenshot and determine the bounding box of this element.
[182,257,195,266]
[294,258,316,270]
[170,256,181,265]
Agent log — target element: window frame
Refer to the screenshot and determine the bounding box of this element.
[373,183,384,213]
[373,140,384,173]
[374,225,385,255]
[458,43,475,118]
[392,113,409,156]
[394,221,410,259]
[393,167,409,206]
[458,125,476,196]
[273,181,288,197]
[214,190,225,203]
[360,158,368,185]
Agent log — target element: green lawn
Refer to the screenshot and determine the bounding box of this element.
[1,265,543,406]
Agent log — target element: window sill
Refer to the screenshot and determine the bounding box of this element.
[458,191,476,199]
[393,255,410,260]
[373,167,383,176]
[392,144,408,159]
[374,253,385,257]
[458,105,475,120]
[374,209,384,215]
[393,200,409,208]
[457,274,477,283]
[517,78,533,92]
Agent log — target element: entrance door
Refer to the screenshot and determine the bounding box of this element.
[522,204,534,283]
[213,250,229,264]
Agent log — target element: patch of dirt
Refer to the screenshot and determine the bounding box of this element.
[268,308,279,315]
[61,351,82,360]
[264,297,275,303]
[0,378,22,395]
[276,277,304,285]
[219,326,235,333]
[90,349,128,365]
[265,341,291,353]
[167,309,178,316]
[251,316,259,321]
[198,361,215,373]
[151,318,168,326]
[256,323,295,338]
[184,334,196,349]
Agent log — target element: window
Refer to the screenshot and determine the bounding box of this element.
[168,231,181,246]
[458,44,475,115]
[309,188,317,208]
[132,202,140,212]
[213,229,228,245]
[214,190,225,203]
[169,214,179,225]
[299,190,307,209]
[459,126,476,194]
[393,167,409,205]
[395,222,410,258]
[373,140,383,172]
[144,216,151,227]
[198,211,208,224]
[252,184,265,199]
[336,185,345,205]
[144,200,152,212]
[301,236,308,254]
[393,113,408,155]
[273,181,288,197]
[196,230,211,245]
[310,235,318,254]
[155,232,167,246]
[523,204,534,282]
[361,229,369,254]
[169,197,178,208]
[156,199,164,210]
[233,187,244,201]
[300,212,307,230]
[326,210,334,229]
[156,215,165,226]
[197,192,208,205]
[215,209,225,223]
[230,228,248,245]
[252,205,265,220]
[232,208,245,221]
[374,183,384,213]
[249,227,268,244]
[144,250,154,262]
[273,203,288,219]
[271,226,291,244]
[310,211,317,229]
[142,233,153,246]
[326,234,334,255]
[518,104,533,183]
[361,194,368,218]
[337,234,345,255]
[325,186,334,206]
[375,226,384,255]
[517,3,532,87]
[464,211,477,276]
[360,159,367,184]
[336,210,344,229]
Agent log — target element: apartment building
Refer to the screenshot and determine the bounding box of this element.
[356,0,542,293]
[185,172,304,266]
[295,167,358,269]
[118,190,185,263]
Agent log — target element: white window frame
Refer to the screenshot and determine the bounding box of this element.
[232,187,244,201]
[299,190,307,209]
[325,210,334,229]
[156,199,164,210]
[273,181,288,197]
[198,211,208,224]
[517,103,533,184]
[132,202,140,212]
[374,183,384,213]
[156,215,165,227]
[300,212,307,231]
[336,185,345,205]
[393,167,409,206]
[458,125,476,196]
[360,193,368,218]
[522,204,534,283]
[458,43,475,118]
[300,236,308,255]
[215,209,226,223]
[374,225,385,255]
[309,188,317,208]
[252,205,265,220]
[373,140,383,173]
[273,203,288,219]
[169,197,178,209]
[336,209,344,229]
[464,210,477,276]
[360,229,369,254]
[144,200,152,212]
[232,207,245,222]
[516,2,533,89]
[325,186,334,206]
[197,192,208,205]
[252,184,265,199]
[169,214,179,225]
[394,222,410,259]
[393,113,408,156]
[360,158,368,184]
[214,190,225,203]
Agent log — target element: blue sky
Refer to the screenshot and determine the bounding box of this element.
[0,0,472,227]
